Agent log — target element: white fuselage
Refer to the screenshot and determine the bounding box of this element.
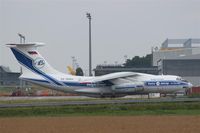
[22,73,192,98]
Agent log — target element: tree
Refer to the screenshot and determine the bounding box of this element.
[124,54,152,68]
[76,67,84,76]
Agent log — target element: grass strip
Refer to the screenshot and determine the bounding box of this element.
[0,102,200,117]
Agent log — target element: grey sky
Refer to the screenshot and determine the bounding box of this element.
[0,0,200,74]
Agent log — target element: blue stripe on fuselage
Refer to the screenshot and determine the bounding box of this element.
[145,81,188,86]
[11,48,63,86]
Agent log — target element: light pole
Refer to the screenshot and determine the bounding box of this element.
[86,13,92,76]
[71,56,76,70]
[17,33,25,89]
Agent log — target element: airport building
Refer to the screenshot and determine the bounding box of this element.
[153,38,200,66]
[153,38,200,86]
[0,66,20,86]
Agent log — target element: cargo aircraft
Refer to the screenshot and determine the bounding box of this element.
[7,43,192,98]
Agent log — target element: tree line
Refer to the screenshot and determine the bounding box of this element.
[124,54,152,68]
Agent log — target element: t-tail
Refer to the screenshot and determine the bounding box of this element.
[7,43,64,86]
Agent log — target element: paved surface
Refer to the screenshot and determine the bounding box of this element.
[0,97,200,108]
[0,96,91,101]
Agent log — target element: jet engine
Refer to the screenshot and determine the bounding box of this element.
[112,82,144,93]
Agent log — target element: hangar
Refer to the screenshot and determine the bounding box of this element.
[153,38,200,86]
[0,66,20,86]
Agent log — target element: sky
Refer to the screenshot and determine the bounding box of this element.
[0,0,200,74]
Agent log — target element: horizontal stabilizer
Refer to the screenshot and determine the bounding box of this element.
[6,43,45,47]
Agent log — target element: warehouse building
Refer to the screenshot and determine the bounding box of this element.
[0,66,20,86]
[154,38,200,86]
[158,59,200,86]
[153,38,200,66]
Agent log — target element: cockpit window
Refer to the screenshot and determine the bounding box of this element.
[176,77,188,82]
[181,79,188,82]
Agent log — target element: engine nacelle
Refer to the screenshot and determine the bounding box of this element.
[112,82,144,93]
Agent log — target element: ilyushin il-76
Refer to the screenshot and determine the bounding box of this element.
[7,43,192,98]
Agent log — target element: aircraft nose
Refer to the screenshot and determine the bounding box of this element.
[188,82,193,89]
[183,82,193,90]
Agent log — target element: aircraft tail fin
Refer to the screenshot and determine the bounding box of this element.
[7,43,63,83]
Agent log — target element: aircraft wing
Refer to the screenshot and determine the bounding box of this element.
[91,72,148,85]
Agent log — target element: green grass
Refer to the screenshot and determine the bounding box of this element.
[0,102,200,117]
[188,93,200,98]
